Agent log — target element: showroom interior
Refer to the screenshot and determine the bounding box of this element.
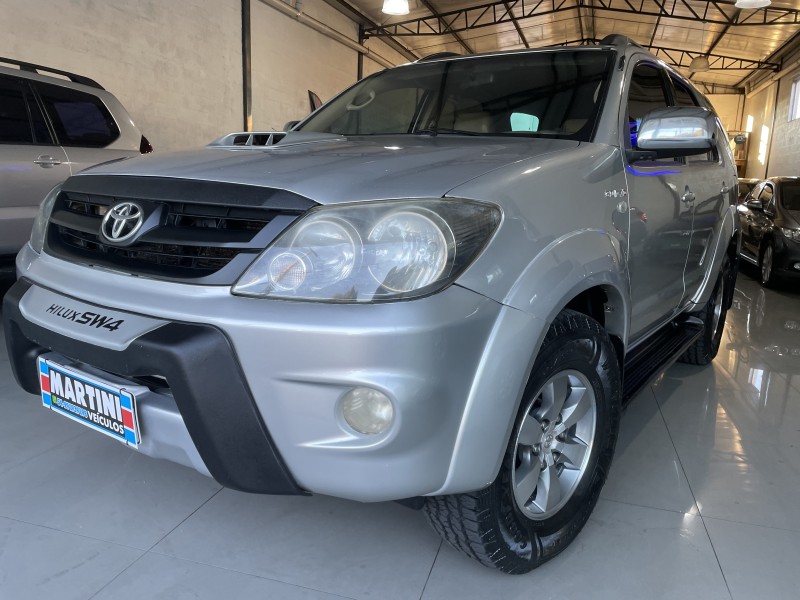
[2,0,800,598]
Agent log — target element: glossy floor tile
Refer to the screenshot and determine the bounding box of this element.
[704,517,800,600]
[0,270,798,599]
[422,500,731,600]
[0,515,142,600]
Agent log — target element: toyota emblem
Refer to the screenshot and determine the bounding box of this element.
[100,202,144,243]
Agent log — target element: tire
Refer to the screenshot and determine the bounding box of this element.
[679,255,730,366]
[423,310,621,574]
[760,241,776,287]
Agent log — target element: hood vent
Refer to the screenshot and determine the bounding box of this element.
[208,131,287,148]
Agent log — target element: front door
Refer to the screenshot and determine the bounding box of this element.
[622,61,693,339]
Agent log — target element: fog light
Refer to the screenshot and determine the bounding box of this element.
[341,387,394,435]
[793,263,800,271]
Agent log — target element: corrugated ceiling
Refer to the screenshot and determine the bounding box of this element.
[332,0,800,91]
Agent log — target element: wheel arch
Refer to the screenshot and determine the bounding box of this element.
[436,231,630,496]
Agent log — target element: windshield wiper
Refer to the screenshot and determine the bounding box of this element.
[415,127,484,137]
[434,128,484,136]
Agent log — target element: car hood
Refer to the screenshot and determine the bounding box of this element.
[78,133,580,204]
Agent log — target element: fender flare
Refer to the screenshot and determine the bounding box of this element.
[435,229,630,495]
[502,228,630,344]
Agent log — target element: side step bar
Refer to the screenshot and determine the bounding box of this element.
[621,318,704,405]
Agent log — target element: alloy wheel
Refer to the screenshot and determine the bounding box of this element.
[512,370,597,520]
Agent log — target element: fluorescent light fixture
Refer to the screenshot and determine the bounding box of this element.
[735,0,771,8]
[382,0,410,15]
[689,56,710,72]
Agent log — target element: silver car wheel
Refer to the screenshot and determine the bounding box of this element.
[711,277,725,337]
[761,244,773,284]
[512,370,597,520]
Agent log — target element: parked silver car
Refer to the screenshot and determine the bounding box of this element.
[3,36,739,573]
[0,57,150,266]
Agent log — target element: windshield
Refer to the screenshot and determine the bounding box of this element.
[298,49,613,141]
[782,182,800,211]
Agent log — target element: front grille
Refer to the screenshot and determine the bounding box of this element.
[57,227,238,271]
[46,180,314,284]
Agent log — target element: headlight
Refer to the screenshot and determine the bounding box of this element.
[232,199,501,302]
[29,184,62,254]
[781,227,800,242]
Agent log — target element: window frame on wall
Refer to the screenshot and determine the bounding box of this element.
[790,77,800,122]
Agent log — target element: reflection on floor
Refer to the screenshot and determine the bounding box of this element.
[0,271,798,599]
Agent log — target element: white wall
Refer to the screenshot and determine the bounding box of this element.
[0,0,243,152]
[707,94,744,133]
[0,0,415,150]
[363,37,412,77]
[742,83,778,179]
[764,66,800,177]
[250,0,361,130]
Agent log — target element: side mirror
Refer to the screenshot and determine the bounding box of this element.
[746,199,764,211]
[283,120,300,131]
[633,106,715,159]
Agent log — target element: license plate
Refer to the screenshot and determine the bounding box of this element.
[38,357,139,447]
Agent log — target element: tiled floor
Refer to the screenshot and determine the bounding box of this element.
[1,270,798,599]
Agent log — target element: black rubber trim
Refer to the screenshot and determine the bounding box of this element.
[2,278,306,496]
[60,175,318,210]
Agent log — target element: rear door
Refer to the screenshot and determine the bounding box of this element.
[0,75,70,254]
[671,75,734,296]
[33,80,134,173]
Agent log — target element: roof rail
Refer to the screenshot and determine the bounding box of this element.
[598,35,643,50]
[416,52,462,62]
[0,56,104,90]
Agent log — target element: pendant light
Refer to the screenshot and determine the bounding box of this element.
[734,0,771,8]
[382,0,410,15]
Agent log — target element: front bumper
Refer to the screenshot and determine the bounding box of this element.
[4,246,545,502]
[774,237,800,278]
[5,278,303,495]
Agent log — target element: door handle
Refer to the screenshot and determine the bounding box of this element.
[721,185,730,194]
[33,155,62,168]
[681,191,696,204]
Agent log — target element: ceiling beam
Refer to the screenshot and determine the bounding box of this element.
[419,0,474,54]
[321,0,419,61]
[559,38,777,71]
[362,0,800,38]
[652,45,779,71]
[502,0,530,48]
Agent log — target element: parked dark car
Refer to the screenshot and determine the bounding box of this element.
[737,176,800,286]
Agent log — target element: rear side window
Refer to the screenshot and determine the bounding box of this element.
[35,82,119,147]
[0,76,32,143]
[782,182,800,210]
[671,77,697,107]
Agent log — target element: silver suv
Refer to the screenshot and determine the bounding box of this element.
[3,36,739,574]
[0,57,150,266]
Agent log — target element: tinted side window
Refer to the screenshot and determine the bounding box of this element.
[782,183,800,211]
[23,84,53,144]
[0,76,33,143]
[626,63,669,149]
[671,78,697,107]
[35,82,119,147]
